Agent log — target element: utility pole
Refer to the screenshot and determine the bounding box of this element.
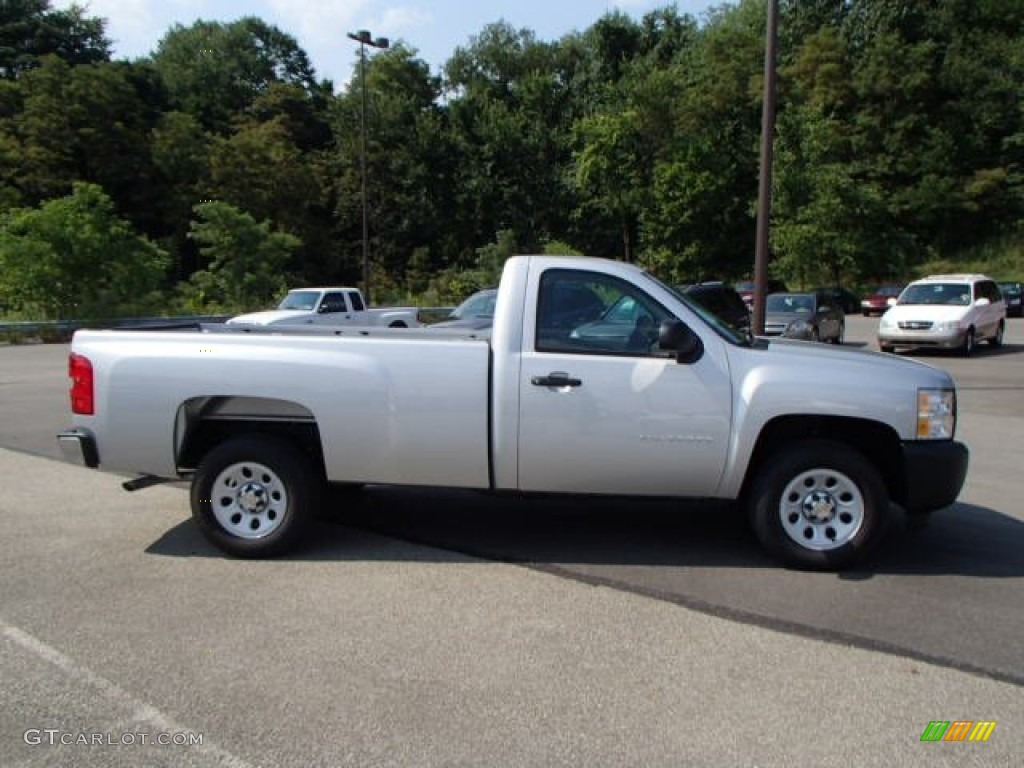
[752,0,779,335]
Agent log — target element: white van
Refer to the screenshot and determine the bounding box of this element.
[878,274,1006,355]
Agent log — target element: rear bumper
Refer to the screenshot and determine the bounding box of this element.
[900,440,969,513]
[57,429,99,468]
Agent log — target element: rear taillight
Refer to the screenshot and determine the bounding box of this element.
[69,353,94,415]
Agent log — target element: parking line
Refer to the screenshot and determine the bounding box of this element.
[2,619,253,768]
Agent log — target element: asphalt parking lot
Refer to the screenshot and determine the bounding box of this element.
[1,316,1022,766]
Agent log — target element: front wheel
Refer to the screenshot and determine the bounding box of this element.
[191,435,321,557]
[960,327,976,357]
[746,440,890,570]
[831,323,845,345]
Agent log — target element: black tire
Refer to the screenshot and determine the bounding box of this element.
[388,321,408,328]
[960,327,976,357]
[746,440,890,570]
[879,343,895,353]
[989,321,1004,348]
[191,435,321,557]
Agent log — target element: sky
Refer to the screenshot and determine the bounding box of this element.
[55,0,720,89]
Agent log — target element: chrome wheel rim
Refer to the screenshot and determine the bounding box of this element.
[211,461,288,539]
[779,468,864,551]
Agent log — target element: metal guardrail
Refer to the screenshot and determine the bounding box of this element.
[0,315,232,338]
[1,309,458,339]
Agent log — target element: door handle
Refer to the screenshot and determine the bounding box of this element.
[531,372,582,388]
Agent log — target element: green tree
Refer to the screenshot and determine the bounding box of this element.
[1,56,164,219]
[0,182,168,318]
[444,22,575,256]
[0,0,109,79]
[186,201,299,311]
[331,44,455,287]
[151,18,324,134]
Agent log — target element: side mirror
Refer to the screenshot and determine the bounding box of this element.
[974,297,991,307]
[658,319,704,364]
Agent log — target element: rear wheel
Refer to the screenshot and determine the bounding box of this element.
[989,321,1004,348]
[191,435,321,557]
[747,440,890,570]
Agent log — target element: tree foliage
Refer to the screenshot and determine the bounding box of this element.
[4,0,1024,322]
[186,201,299,311]
[0,0,109,79]
[0,182,168,318]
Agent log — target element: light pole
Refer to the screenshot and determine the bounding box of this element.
[347,29,389,304]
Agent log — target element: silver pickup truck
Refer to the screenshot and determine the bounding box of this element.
[58,255,969,570]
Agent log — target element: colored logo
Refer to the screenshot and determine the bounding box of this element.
[921,721,996,742]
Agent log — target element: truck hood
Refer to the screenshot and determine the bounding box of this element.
[226,310,314,325]
[759,336,952,385]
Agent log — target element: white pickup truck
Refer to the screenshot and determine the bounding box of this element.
[58,256,968,570]
[227,286,421,327]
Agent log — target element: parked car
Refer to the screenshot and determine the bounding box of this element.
[816,286,860,315]
[678,282,751,334]
[860,284,905,316]
[997,281,1022,317]
[430,288,497,329]
[735,279,789,308]
[763,291,845,344]
[877,274,1006,355]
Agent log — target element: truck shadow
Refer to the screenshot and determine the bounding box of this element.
[147,485,1024,579]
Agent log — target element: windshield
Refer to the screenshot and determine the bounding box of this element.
[643,273,750,346]
[452,290,497,319]
[277,291,321,310]
[898,283,971,306]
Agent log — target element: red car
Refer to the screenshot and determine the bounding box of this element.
[860,283,905,316]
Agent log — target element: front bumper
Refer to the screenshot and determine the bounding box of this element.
[878,327,966,349]
[900,440,969,513]
[57,429,99,468]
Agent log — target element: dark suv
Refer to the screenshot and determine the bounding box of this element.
[679,282,751,334]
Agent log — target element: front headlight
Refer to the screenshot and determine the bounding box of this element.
[880,315,895,330]
[934,320,960,332]
[917,388,956,439]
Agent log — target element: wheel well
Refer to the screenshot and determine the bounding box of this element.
[388,320,408,328]
[175,397,324,477]
[741,415,907,505]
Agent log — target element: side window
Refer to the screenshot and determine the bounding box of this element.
[983,281,1001,303]
[535,269,672,356]
[320,292,347,313]
[348,291,365,311]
